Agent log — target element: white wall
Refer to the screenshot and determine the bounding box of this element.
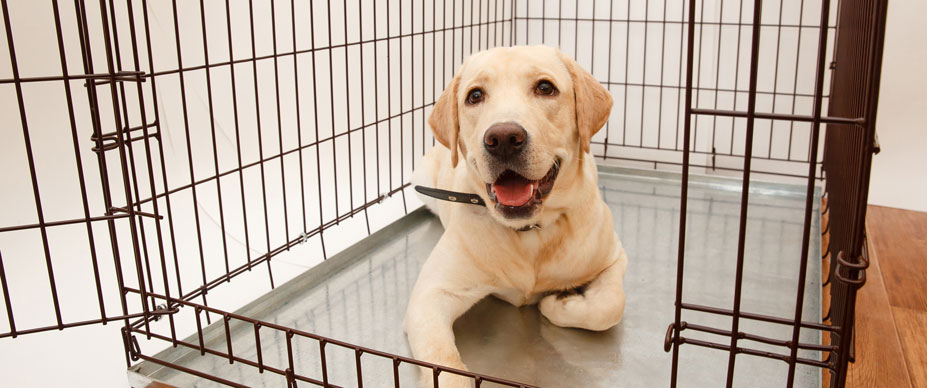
[866,0,927,212]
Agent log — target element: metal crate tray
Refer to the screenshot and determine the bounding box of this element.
[130,166,822,388]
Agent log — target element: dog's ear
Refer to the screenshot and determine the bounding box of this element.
[558,51,613,153]
[429,70,463,167]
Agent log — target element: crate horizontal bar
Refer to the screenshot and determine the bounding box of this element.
[0,70,145,85]
[677,336,832,370]
[0,308,175,339]
[691,108,864,126]
[680,302,838,332]
[682,322,837,352]
[0,213,132,233]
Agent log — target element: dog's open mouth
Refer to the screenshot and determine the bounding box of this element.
[485,160,560,217]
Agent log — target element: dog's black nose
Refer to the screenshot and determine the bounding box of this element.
[483,122,527,159]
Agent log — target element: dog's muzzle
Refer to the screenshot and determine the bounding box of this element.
[486,158,561,219]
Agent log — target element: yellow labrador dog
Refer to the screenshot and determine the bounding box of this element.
[405,45,628,387]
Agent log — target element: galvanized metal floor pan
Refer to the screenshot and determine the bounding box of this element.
[131,166,822,388]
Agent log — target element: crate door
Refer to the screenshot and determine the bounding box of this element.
[0,0,171,345]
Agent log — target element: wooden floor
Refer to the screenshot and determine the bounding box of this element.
[846,205,927,388]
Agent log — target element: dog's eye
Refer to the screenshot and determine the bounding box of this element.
[466,89,484,105]
[535,80,558,96]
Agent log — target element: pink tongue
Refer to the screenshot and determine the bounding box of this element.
[492,182,534,206]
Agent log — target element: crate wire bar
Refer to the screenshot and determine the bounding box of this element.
[0,0,885,387]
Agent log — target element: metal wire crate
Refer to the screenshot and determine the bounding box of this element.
[0,0,885,386]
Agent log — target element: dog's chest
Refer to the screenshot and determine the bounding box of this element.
[489,231,607,303]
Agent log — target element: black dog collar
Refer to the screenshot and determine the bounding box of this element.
[414,185,486,206]
[414,185,540,232]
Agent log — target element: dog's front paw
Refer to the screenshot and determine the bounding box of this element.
[539,289,623,331]
[539,292,590,329]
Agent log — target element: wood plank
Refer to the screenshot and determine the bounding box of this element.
[845,215,912,388]
[866,206,927,312]
[866,205,927,388]
[892,306,927,388]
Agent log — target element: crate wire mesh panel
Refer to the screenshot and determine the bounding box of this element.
[0,0,885,387]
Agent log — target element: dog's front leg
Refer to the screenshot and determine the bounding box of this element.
[539,241,628,331]
[405,238,489,388]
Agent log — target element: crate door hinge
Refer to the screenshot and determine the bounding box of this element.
[83,70,156,154]
[90,120,159,153]
[123,306,179,360]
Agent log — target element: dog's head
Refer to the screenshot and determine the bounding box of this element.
[428,45,612,227]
